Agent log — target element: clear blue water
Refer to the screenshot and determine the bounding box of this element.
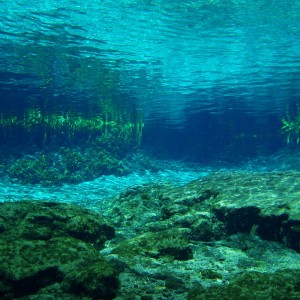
[1,1,299,113]
[0,0,300,163]
[1,4,300,298]
[0,162,209,207]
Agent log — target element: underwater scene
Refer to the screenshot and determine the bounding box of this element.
[0,0,300,299]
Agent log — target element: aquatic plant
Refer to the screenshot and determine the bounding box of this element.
[0,109,144,147]
[1,107,144,185]
[6,145,129,186]
[280,104,300,144]
[7,154,64,185]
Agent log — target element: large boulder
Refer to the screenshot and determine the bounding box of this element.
[163,171,300,251]
[0,201,118,299]
[98,171,300,299]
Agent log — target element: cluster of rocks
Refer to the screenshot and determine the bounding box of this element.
[1,171,300,299]
[97,171,300,299]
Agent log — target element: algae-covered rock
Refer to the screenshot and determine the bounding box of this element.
[98,183,172,237]
[0,201,115,249]
[6,144,130,186]
[188,269,300,300]
[61,259,119,299]
[111,228,193,263]
[97,171,300,299]
[3,171,298,299]
[161,171,300,252]
[0,201,118,299]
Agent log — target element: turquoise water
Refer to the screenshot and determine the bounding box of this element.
[0,163,208,207]
[1,0,299,118]
[1,4,300,298]
[0,149,299,208]
[0,0,300,170]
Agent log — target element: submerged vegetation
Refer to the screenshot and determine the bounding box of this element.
[0,108,144,147]
[0,108,144,185]
[0,44,146,185]
[281,104,300,144]
[6,145,128,185]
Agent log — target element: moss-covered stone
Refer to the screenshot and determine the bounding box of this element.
[97,171,300,299]
[112,228,193,262]
[0,201,114,249]
[161,171,300,252]
[1,172,300,299]
[7,154,64,185]
[0,201,118,299]
[61,260,119,299]
[188,269,300,300]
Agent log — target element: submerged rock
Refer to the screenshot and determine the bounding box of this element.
[1,171,300,299]
[0,201,115,249]
[181,171,300,251]
[0,201,118,299]
[100,172,300,252]
[188,269,300,300]
[96,171,300,299]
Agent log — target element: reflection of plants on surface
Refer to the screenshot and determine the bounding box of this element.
[1,42,144,144]
[281,104,300,144]
[0,42,146,184]
[0,108,144,146]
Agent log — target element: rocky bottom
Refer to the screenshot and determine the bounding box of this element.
[0,171,300,299]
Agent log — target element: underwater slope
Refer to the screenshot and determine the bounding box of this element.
[0,171,300,298]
